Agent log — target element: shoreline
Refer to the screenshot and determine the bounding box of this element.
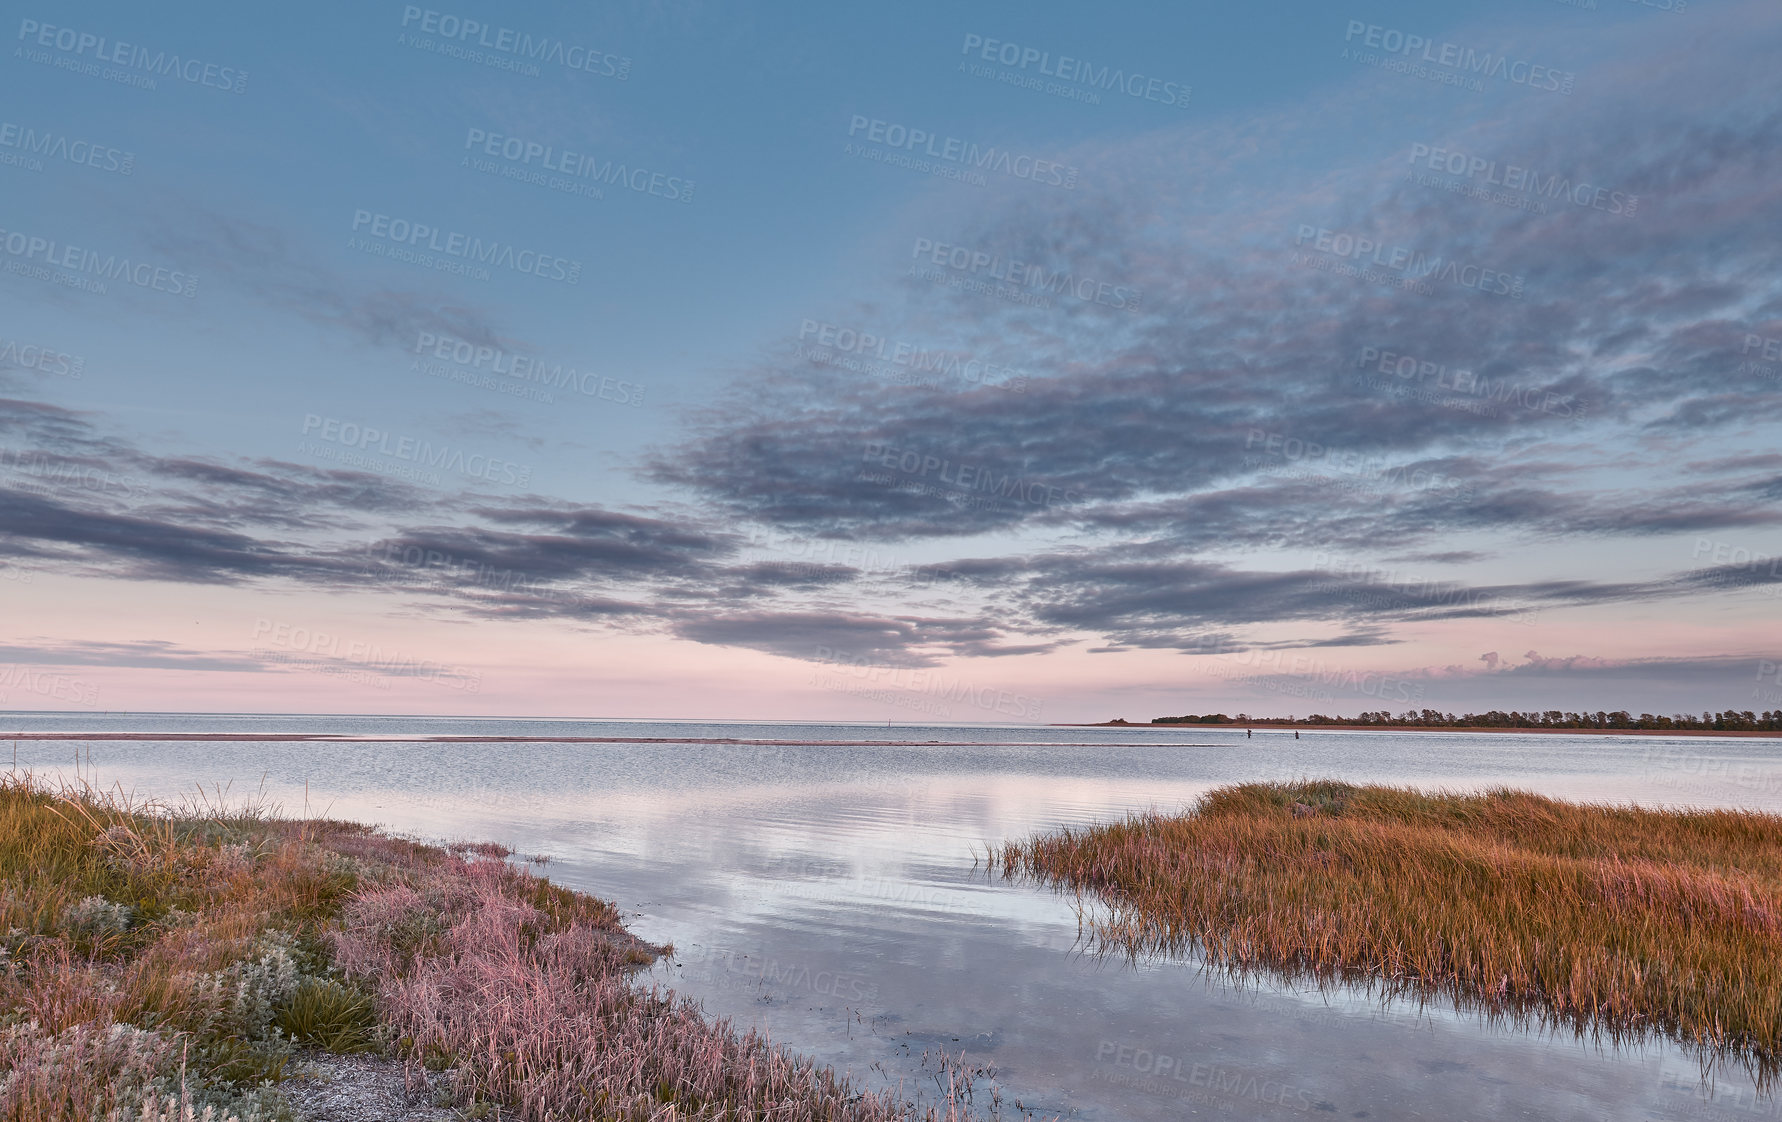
[6,725,1782,742]
[1,731,1228,746]
[1062,722,1782,738]
[0,774,970,1121]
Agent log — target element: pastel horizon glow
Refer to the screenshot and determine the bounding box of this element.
[3,0,1780,723]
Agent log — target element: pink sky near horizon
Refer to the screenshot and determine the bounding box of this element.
[7,571,1778,723]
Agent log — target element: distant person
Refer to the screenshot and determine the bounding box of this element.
[1247,728,1252,738]
[1294,730,1300,739]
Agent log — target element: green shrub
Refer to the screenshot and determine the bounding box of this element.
[275,978,376,1053]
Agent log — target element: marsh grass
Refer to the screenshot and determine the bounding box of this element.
[327,850,1007,1121]
[274,979,375,1053]
[3,772,1031,1122]
[0,772,392,1120]
[996,780,1782,1086]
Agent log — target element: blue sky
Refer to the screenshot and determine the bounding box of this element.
[3,0,1780,721]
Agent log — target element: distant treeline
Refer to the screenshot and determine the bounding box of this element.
[1153,709,1782,731]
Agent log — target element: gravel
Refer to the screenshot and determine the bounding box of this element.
[280,1051,468,1122]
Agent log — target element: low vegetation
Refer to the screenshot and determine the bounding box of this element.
[0,774,998,1121]
[1151,708,1782,730]
[998,780,1782,1077]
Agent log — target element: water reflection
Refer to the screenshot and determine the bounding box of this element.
[7,717,1782,1121]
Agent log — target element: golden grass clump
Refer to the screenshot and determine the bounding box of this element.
[998,781,1782,1072]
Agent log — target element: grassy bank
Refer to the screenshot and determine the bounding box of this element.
[0,775,982,1121]
[997,781,1782,1072]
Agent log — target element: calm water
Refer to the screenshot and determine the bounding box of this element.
[8,712,1782,1122]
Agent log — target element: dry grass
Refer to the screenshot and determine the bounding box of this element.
[2,773,1023,1122]
[997,780,1782,1078]
[0,775,354,1120]
[326,825,1019,1120]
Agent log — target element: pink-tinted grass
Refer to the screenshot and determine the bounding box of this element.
[333,854,981,1121]
[1,774,1029,1122]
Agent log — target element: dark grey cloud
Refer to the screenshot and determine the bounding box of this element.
[902,545,1782,656]
[670,610,1033,666]
[1686,454,1782,475]
[362,511,731,586]
[2,401,1008,666]
[0,487,295,583]
[0,398,110,450]
[144,457,436,530]
[1388,551,1490,565]
[714,561,862,594]
[650,9,1782,558]
[0,640,264,672]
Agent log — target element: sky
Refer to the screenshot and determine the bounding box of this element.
[2,0,1780,723]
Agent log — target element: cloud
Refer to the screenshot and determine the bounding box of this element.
[7,5,1782,685]
[0,640,265,672]
[143,211,510,353]
[649,3,1782,564]
[1412,651,1778,695]
[673,611,970,666]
